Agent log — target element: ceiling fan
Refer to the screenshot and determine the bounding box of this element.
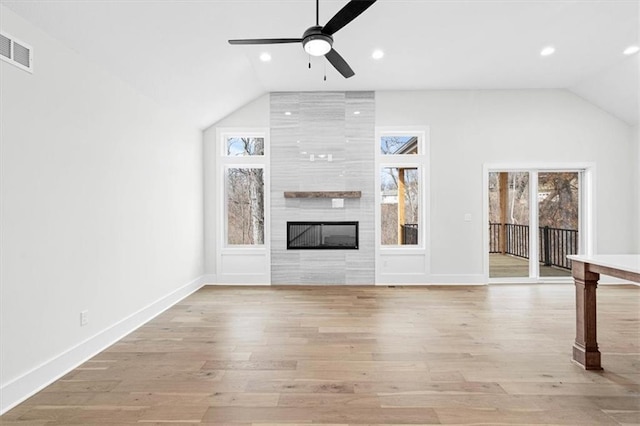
[228,0,377,79]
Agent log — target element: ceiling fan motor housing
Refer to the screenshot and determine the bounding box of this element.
[302,26,333,56]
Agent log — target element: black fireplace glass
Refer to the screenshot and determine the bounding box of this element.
[287,221,358,249]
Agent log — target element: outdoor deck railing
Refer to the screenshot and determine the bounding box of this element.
[401,223,419,245]
[489,223,578,270]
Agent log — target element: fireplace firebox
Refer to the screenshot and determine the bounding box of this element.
[287,221,358,250]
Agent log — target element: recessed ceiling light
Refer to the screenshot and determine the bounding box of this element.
[284,111,292,116]
[372,49,384,60]
[259,52,271,62]
[623,45,640,56]
[540,46,555,57]
[353,111,361,115]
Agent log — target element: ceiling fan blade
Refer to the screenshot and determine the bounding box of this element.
[228,38,301,45]
[322,0,377,36]
[326,48,355,78]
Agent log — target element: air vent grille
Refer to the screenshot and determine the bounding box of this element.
[13,42,30,68]
[0,34,10,59]
[0,32,33,73]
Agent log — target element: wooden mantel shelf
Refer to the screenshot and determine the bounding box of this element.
[284,191,362,199]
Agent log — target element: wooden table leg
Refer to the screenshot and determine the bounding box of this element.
[571,260,602,370]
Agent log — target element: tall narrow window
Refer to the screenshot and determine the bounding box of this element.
[376,129,427,248]
[221,133,267,247]
[381,167,420,245]
[226,168,264,245]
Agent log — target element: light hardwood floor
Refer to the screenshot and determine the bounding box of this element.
[489,253,572,278]
[2,284,639,425]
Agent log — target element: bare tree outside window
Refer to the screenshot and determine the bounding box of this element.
[538,172,578,230]
[380,136,418,155]
[224,136,265,245]
[488,172,529,225]
[226,168,264,245]
[226,137,264,156]
[488,171,577,229]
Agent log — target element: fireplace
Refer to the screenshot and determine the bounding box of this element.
[287,221,358,249]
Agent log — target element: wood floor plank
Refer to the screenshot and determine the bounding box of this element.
[1,284,638,425]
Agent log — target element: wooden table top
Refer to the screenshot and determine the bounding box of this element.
[567,254,640,275]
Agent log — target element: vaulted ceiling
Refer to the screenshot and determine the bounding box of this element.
[3,0,638,128]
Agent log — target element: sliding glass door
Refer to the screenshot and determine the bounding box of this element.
[537,172,579,277]
[487,168,583,281]
[488,171,530,278]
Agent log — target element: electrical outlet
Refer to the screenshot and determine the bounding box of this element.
[80,310,88,326]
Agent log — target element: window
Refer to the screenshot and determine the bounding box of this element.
[381,167,420,245]
[220,132,267,247]
[380,135,419,155]
[226,136,264,157]
[226,167,264,245]
[376,128,427,248]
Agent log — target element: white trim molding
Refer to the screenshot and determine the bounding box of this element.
[429,274,487,285]
[215,128,271,284]
[375,126,431,284]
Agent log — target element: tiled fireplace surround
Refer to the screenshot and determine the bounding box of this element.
[270,92,375,284]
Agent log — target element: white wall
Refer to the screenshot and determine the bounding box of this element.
[0,6,204,412]
[635,125,640,252]
[377,90,637,277]
[204,89,637,283]
[203,94,269,277]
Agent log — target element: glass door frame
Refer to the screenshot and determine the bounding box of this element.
[482,163,595,283]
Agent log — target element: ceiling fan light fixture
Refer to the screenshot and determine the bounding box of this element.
[302,26,333,56]
[303,36,332,56]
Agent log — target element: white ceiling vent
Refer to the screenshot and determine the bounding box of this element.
[0,32,33,73]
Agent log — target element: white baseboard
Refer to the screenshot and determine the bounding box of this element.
[0,275,207,415]
[428,274,487,285]
[206,281,271,286]
[374,274,486,285]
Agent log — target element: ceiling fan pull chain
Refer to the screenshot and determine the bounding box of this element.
[324,60,327,81]
[308,54,311,69]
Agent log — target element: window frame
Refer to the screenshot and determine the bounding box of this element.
[375,127,429,251]
[218,129,270,250]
